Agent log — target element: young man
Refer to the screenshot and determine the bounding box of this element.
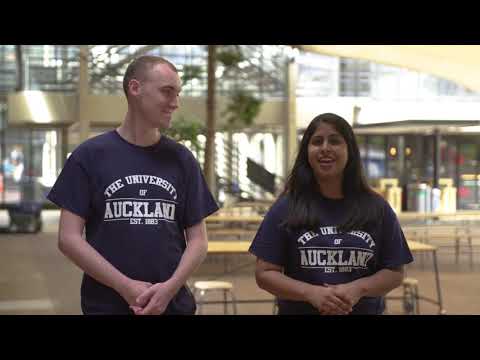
[48,56,218,315]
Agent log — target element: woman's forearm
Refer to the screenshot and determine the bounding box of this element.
[352,268,404,298]
[256,269,314,302]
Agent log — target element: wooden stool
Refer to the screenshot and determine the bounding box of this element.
[402,277,420,315]
[272,298,278,315]
[193,281,237,315]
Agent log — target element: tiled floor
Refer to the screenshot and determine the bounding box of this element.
[1,210,479,315]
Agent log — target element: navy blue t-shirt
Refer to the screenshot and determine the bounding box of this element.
[249,193,413,315]
[47,130,219,314]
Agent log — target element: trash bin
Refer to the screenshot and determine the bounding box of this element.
[407,183,432,212]
[420,184,431,213]
[431,188,441,213]
[8,201,43,233]
[6,177,45,233]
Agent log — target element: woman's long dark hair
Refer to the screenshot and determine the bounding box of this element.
[282,113,383,233]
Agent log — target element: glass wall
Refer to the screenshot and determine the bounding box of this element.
[356,132,480,210]
[0,128,62,204]
[22,45,79,92]
[88,45,289,99]
[439,136,457,179]
[4,46,480,208]
[297,51,480,99]
[365,135,386,179]
[297,52,338,97]
[339,58,371,97]
[0,45,16,93]
[457,138,480,209]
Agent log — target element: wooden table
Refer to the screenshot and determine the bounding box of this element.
[206,215,264,224]
[208,241,252,254]
[398,211,480,222]
[208,210,480,223]
[206,239,445,314]
[206,241,254,279]
[202,240,274,308]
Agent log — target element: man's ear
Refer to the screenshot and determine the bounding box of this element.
[128,79,141,96]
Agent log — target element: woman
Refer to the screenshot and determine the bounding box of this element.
[249,113,413,315]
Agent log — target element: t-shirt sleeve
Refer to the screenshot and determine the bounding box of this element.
[46,153,92,220]
[249,199,289,267]
[376,201,414,269]
[182,151,219,229]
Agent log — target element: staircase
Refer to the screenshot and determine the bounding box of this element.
[183,132,283,205]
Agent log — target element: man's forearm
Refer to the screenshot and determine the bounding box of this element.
[59,234,131,295]
[166,235,208,293]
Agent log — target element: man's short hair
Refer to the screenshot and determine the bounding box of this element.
[122,56,178,98]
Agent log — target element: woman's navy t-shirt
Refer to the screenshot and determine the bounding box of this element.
[47,130,219,314]
[249,193,413,315]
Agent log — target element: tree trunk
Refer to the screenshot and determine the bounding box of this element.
[227,129,234,193]
[204,45,217,195]
[15,45,24,91]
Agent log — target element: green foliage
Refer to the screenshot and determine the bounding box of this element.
[222,89,262,129]
[175,46,268,136]
[215,46,263,129]
[181,65,203,85]
[165,115,204,150]
[216,46,245,68]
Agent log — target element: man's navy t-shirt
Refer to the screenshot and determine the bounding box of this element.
[249,193,413,315]
[47,130,219,314]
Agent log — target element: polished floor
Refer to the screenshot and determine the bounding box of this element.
[0,210,479,315]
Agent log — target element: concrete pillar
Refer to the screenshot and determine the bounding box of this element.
[226,130,233,192]
[398,135,405,186]
[78,45,90,142]
[61,126,69,165]
[284,58,298,176]
[433,129,441,189]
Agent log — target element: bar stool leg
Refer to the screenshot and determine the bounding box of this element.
[468,236,473,269]
[223,289,228,315]
[403,284,413,315]
[414,284,420,315]
[383,297,388,315]
[192,289,197,314]
[229,290,237,315]
[455,238,460,265]
[200,290,206,315]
